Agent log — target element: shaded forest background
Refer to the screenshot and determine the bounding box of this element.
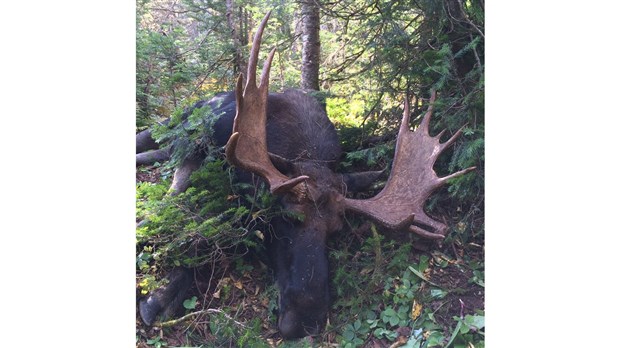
[137,0,485,180]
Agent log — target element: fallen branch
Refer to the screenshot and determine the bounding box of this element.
[155,308,247,328]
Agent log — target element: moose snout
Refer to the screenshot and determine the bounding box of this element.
[277,286,328,339]
[278,306,326,339]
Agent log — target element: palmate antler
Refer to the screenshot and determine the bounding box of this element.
[344,92,476,239]
[225,11,475,240]
[225,11,309,195]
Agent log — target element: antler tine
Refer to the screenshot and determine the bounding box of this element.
[344,91,476,239]
[246,11,271,89]
[261,48,277,88]
[400,96,411,134]
[418,90,437,135]
[409,226,446,240]
[225,11,309,195]
[440,124,465,150]
[416,91,476,184]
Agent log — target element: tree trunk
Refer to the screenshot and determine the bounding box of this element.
[299,0,321,91]
[226,0,245,75]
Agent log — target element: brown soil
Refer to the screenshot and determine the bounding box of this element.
[136,165,162,183]
[428,246,485,332]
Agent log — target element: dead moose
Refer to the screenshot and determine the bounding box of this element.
[136,12,476,340]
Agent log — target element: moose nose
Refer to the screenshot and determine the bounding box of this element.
[277,285,328,339]
[278,310,303,339]
[278,309,322,339]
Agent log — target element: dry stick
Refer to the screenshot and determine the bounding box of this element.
[370,224,383,267]
[156,308,247,328]
[388,336,409,348]
[457,0,485,39]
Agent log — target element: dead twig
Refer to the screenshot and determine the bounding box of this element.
[155,308,247,328]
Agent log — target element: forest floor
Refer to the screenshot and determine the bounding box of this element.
[135,246,484,347]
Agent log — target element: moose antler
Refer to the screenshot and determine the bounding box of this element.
[225,12,309,195]
[345,92,476,239]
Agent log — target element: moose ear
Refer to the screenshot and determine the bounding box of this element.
[341,170,385,193]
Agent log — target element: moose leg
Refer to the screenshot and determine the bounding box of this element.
[136,128,161,153]
[139,267,193,326]
[169,155,203,195]
[136,147,171,166]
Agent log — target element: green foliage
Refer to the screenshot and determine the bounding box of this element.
[329,229,484,348]
[136,24,200,128]
[150,99,225,169]
[146,336,167,348]
[445,314,485,348]
[342,319,370,347]
[136,160,253,273]
[332,235,420,347]
[205,310,271,348]
[342,143,393,170]
[136,0,245,128]
[137,273,159,295]
[183,296,198,310]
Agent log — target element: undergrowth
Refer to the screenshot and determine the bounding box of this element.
[324,226,484,348]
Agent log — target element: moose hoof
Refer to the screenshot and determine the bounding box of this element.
[139,296,162,326]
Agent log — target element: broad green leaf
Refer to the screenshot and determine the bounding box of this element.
[430,288,447,299]
[408,266,440,287]
[444,320,462,347]
[426,331,445,347]
[343,329,355,341]
[183,296,197,309]
[464,314,485,330]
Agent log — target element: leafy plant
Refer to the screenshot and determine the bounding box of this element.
[183,296,198,310]
[145,336,167,348]
[445,314,485,347]
[341,319,369,347]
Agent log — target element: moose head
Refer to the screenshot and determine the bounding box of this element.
[222,12,476,339]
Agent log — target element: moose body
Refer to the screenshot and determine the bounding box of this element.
[139,89,347,338]
[137,12,475,340]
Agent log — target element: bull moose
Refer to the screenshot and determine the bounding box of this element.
[136,12,475,339]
